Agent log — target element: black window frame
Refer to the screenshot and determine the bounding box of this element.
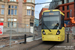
[8,5,11,8]
[67,12,69,18]
[67,5,69,10]
[62,6,64,11]
[30,23,33,26]
[61,15,64,27]
[62,0,64,4]
[8,9,10,15]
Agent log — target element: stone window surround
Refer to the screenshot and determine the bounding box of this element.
[8,5,17,15]
[26,6,34,10]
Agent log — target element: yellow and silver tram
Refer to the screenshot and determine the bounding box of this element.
[41,9,65,42]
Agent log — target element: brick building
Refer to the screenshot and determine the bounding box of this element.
[55,2,75,27]
[0,0,35,28]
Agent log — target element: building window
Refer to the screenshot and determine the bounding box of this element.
[62,6,64,11]
[8,19,17,21]
[67,0,69,3]
[8,5,11,8]
[8,22,17,27]
[67,5,69,10]
[13,22,16,27]
[32,10,34,16]
[15,6,17,9]
[8,5,17,15]
[11,5,14,8]
[32,0,34,3]
[27,10,31,15]
[62,0,64,4]
[27,0,31,2]
[2,5,5,8]
[12,22,13,26]
[8,10,10,15]
[14,10,17,15]
[8,22,13,27]
[0,18,4,21]
[32,7,34,10]
[8,19,10,21]
[11,19,14,21]
[27,6,31,9]
[8,22,9,27]
[67,12,69,18]
[14,19,17,21]
[10,0,16,2]
[11,9,14,15]
[30,23,33,26]
[27,0,34,3]
[1,9,4,15]
[0,0,2,1]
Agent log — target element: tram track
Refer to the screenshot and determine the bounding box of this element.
[25,42,56,50]
[26,42,43,50]
[48,44,56,50]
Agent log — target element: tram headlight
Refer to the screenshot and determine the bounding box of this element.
[42,30,46,35]
[43,32,46,35]
[56,30,60,35]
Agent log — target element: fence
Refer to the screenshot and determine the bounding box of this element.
[0,21,41,48]
[65,26,75,43]
[65,26,75,35]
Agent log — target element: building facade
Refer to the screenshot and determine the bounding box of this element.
[49,0,74,27]
[0,0,35,28]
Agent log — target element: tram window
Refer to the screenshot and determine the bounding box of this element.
[61,15,64,27]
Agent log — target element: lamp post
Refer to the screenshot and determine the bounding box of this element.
[33,19,35,40]
[10,13,13,47]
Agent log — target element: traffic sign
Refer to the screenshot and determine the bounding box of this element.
[0,23,3,35]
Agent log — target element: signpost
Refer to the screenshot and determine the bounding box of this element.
[0,23,3,35]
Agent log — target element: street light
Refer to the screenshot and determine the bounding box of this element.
[10,12,13,47]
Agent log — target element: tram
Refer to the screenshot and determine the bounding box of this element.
[41,9,65,42]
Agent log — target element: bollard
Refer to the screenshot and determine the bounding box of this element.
[24,34,26,44]
[67,33,69,43]
[74,35,75,39]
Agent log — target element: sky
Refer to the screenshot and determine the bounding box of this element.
[35,0,52,19]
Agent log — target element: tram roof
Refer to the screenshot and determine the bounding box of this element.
[42,9,64,16]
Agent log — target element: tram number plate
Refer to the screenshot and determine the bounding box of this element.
[48,33,53,35]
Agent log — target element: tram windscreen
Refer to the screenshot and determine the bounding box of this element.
[43,16,60,29]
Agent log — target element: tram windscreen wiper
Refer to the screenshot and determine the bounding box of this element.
[43,23,51,32]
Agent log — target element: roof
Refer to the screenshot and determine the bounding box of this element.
[42,9,64,16]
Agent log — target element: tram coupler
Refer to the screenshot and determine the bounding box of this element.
[24,34,26,44]
[67,33,69,43]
